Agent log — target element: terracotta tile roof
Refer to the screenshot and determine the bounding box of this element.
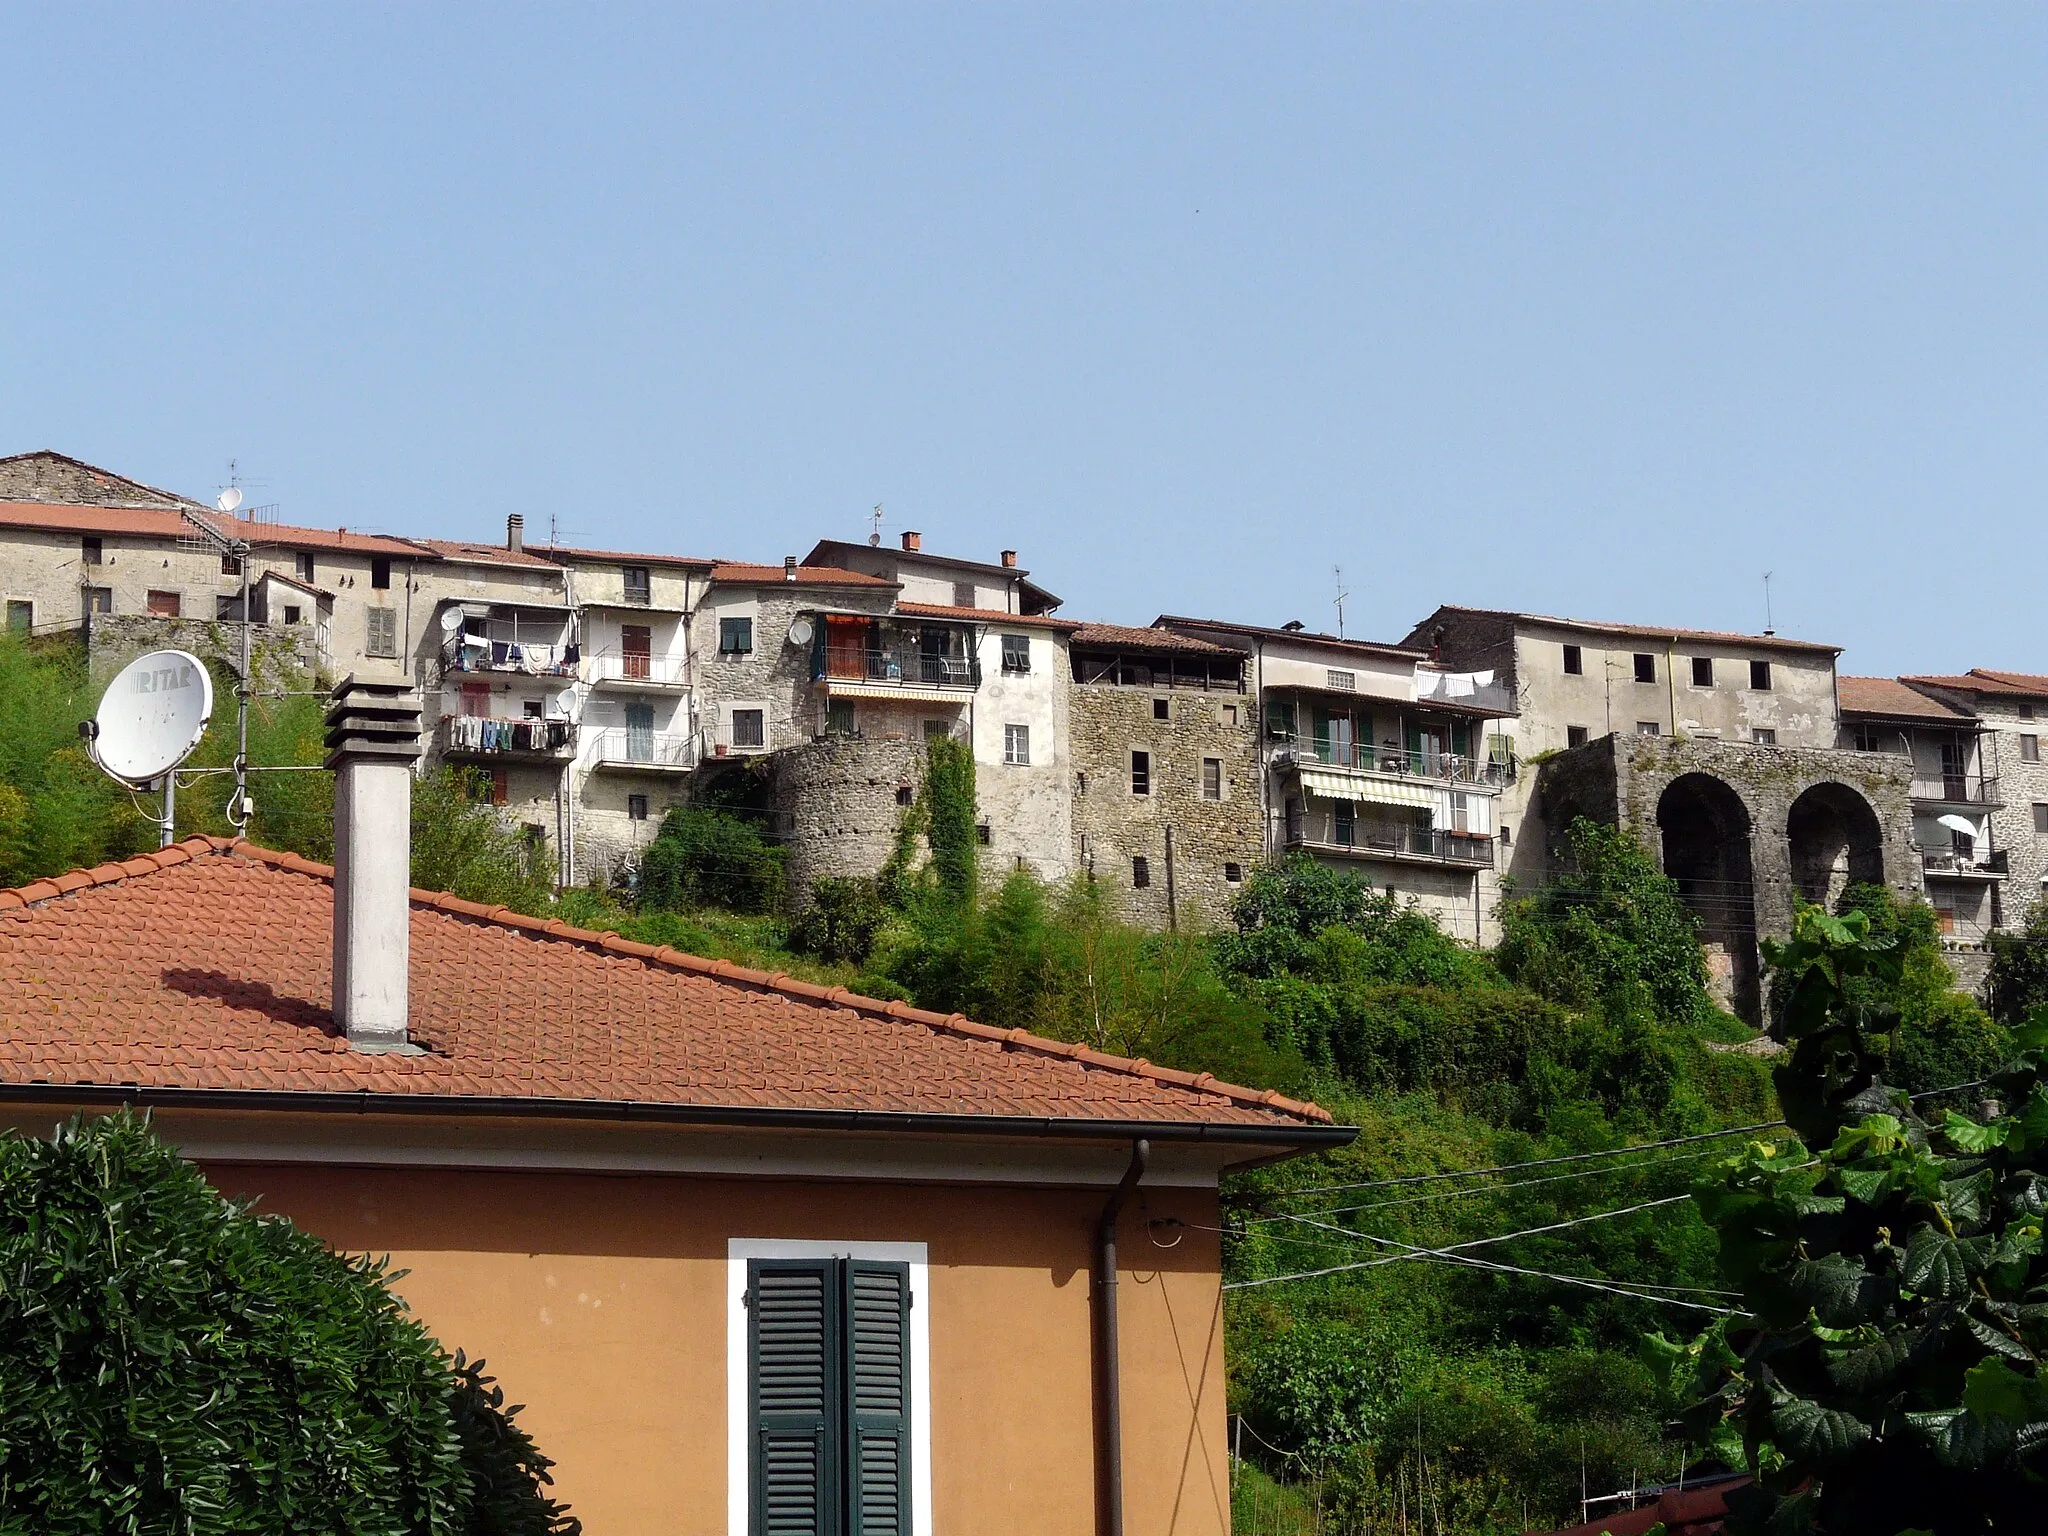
[1156,614,1424,662]
[0,840,1331,1134]
[407,537,568,571]
[710,563,899,588]
[0,503,424,559]
[538,545,719,569]
[895,601,1081,632]
[1069,622,1236,655]
[1838,676,1974,721]
[1419,604,1840,655]
[1904,669,2048,700]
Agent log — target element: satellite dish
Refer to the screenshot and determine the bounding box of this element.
[88,650,214,785]
[216,487,244,514]
[787,617,816,648]
[439,607,466,633]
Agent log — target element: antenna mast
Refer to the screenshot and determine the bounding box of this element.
[1333,566,1350,639]
[1762,571,1775,636]
[868,504,884,547]
[179,491,257,833]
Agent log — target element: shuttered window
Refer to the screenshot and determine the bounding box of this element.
[748,1257,911,1536]
[366,606,399,658]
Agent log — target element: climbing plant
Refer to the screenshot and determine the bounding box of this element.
[922,731,978,902]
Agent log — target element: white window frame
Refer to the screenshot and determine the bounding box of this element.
[1004,723,1030,765]
[726,1238,932,1536]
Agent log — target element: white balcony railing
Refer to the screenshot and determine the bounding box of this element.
[585,651,689,688]
[1272,736,1512,787]
[588,726,696,770]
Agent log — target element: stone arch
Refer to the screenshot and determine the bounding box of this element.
[1657,773,1760,1022]
[1787,782,1886,911]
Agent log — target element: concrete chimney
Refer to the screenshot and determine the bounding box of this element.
[506,513,525,553]
[1000,550,1017,569]
[901,531,922,552]
[783,555,799,582]
[325,676,424,1051]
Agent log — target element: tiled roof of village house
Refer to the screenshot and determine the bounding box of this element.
[538,544,719,569]
[1837,676,1975,721]
[0,840,1332,1133]
[0,502,425,558]
[1417,603,1840,655]
[895,601,1082,631]
[709,563,899,587]
[1156,614,1426,662]
[405,536,569,571]
[1903,669,2048,699]
[1069,622,1239,655]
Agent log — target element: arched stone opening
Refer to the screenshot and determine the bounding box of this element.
[1657,773,1760,1023]
[1787,782,1885,911]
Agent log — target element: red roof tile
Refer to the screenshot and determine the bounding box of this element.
[895,601,1081,631]
[1070,621,1240,656]
[1903,669,2048,700]
[406,537,568,571]
[0,503,425,558]
[0,840,1330,1133]
[1838,676,1974,721]
[710,563,898,588]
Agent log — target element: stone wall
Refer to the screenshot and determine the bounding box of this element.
[86,613,324,694]
[768,736,925,908]
[1068,682,1263,931]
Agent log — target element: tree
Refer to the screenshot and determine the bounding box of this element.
[0,1111,578,1534]
[1659,905,2048,1534]
[410,766,557,915]
[1987,897,2048,1029]
[639,805,784,915]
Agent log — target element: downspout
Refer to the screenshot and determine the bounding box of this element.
[1096,1138,1151,1536]
[1666,636,1678,738]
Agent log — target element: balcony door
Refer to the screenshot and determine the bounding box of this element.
[1941,739,1969,800]
[622,624,652,681]
[626,702,655,762]
[826,616,870,680]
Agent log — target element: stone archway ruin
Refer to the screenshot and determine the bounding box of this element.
[1657,772,1761,1023]
[1787,782,1886,912]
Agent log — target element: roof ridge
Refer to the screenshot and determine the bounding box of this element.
[0,839,1328,1126]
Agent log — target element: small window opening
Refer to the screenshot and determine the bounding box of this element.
[1691,656,1713,687]
[1636,720,1661,736]
[1566,725,1590,749]
[1132,856,1150,889]
[1752,727,1777,746]
[976,823,992,846]
[1224,862,1243,884]
[1131,750,1151,796]
[1153,697,1170,720]
[1202,758,1222,800]
[1633,653,1656,684]
[628,794,649,821]
[370,556,392,590]
[1561,644,1582,675]
[1750,659,1772,691]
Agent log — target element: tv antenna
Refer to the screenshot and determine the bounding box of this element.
[1762,571,1775,636]
[80,650,214,848]
[868,505,884,547]
[1333,566,1350,639]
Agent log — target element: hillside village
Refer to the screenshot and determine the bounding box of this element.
[5,448,2040,1004]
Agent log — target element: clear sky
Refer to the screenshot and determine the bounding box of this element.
[4,6,2043,674]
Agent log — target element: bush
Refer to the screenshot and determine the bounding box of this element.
[789,876,886,964]
[1987,896,2048,1027]
[921,733,977,901]
[1220,854,1491,987]
[410,766,556,914]
[0,1111,577,1534]
[639,806,784,915]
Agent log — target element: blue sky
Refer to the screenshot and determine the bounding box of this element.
[4,6,2043,674]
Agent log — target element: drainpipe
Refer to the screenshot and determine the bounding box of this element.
[1096,1138,1151,1536]
[1666,636,1678,738]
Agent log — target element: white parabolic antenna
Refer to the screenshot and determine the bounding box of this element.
[91,649,214,784]
[787,616,815,648]
[215,487,243,514]
[439,606,466,633]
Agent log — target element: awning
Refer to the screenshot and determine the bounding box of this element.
[1298,767,1438,809]
[819,681,972,705]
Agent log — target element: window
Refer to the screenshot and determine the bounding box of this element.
[1131,750,1151,795]
[623,566,651,604]
[1691,656,1714,688]
[283,604,302,626]
[1750,659,1772,691]
[490,768,509,806]
[1001,634,1031,674]
[522,823,546,850]
[146,590,181,618]
[1852,725,1885,752]
[1636,720,1661,736]
[1566,725,1590,749]
[1004,724,1030,765]
[370,556,392,590]
[5,601,29,633]
[922,719,950,740]
[1326,669,1356,692]
[896,784,914,806]
[2020,702,2037,721]
[82,587,112,615]
[1224,862,1243,884]
[743,1256,913,1536]
[628,794,649,821]
[946,581,975,609]
[2033,804,2048,835]
[1562,644,1583,676]
[731,708,765,749]
[1153,697,1170,721]
[1202,758,1222,801]
[2024,735,2042,764]
[522,699,543,719]
[720,616,754,655]
[1633,653,1656,684]
[82,535,103,566]
[1219,703,1239,727]
[1752,728,1777,746]
[1265,696,1292,738]
[221,552,242,577]
[1132,856,1150,889]
[976,823,992,845]
[296,552,315,583]
[366,606,399,658]
[826,698,857,736]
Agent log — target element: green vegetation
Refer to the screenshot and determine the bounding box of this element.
[1662,906,2048,1535]
[0,1111,577,1534]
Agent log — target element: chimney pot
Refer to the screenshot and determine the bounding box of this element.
[784,555,799,582]
[506,513,524,553]
[1000,549,1017,569]
[324,676,424,1052]
[901,531,922,552]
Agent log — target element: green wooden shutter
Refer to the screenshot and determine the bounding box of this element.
[1264,695,1291,739]
[1312,709,1331,761]
[751,1260,840,1536]
[1451,720,1471,756]
[843,1262,911,1536]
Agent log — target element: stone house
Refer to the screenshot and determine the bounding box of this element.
[1066,622,1262,931]
[1156,615,1518,945]
[1896,671,2048,927]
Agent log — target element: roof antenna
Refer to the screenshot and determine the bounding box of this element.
[1333,565,1349,639]
[868,504,884,547]
[1762,571,1775,636]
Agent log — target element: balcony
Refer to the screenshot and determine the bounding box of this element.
[1272,736,1511,788]
[441,638,577,681]
[814,643,980,694]
[586,651,689,690]
[588,727,696,773]
[1285,815,1496,869]
[1919,843,2007,880]
[439,715,576,761]
[1910,773,2002,807]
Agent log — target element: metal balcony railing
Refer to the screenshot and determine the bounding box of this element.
[439,715,576,758]
[817,644,980,689]
[1918,843,2008,877]
[1285,815,1496,867]
[1909,774,2001,805]
[588,726,696,769]
[1272,736,1512,787]
[442,639,577,679]
[586,651,689,687]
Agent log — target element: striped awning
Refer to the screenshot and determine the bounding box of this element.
[818,680,973,704]
[1298,768,1438,809]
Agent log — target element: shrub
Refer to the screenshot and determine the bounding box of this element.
[0,1111,577,1534]
[639,806,784,915]
[921,733,977,901]
[1220,854,1490,987]
[410,766,556,914]
[1987,896,2048,1027]
[789,876,887,963]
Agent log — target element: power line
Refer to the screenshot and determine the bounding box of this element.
[1248,1145,1730,1224]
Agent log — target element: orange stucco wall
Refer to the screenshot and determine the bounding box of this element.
[205,1162,1231,1536]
